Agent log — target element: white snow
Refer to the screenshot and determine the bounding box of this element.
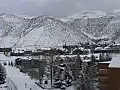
[0,36,18,48]
[99,61,111,64]
[113,9,120,14]
[16,27,45,47]
[0,84,7,90]
[0,54,42,90]
[5,66,42,90]
[0,54,8,61]
[109,55,120,68]
[1,14,21,23]
[16,23,81,48]
[68,11,107,19]
[5,66,76,90]
[19,15,35,19]
[0,54,76,90]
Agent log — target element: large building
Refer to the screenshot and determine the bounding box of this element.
[99,55,120,90]
[99,61,110,90]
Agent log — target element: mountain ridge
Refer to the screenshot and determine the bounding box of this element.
[0,11,120,48]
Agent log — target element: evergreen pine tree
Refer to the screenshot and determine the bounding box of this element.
[0,63,6,84]
[8,62,10,66]
[11,61,13,67]
[91,55,96,64]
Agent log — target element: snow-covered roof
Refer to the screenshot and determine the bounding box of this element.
[21,56,32,60]
[95,47,103,50]
[82,59,91,62]
[99,61,111,64]
[0,54,8,60]
[55,55,77,58]
[109,55,120,68]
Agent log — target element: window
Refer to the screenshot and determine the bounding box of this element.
[99,69,108,75]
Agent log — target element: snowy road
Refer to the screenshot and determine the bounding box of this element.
[0,84,7,90]
[5,66,76,90]
[5,66,43,90]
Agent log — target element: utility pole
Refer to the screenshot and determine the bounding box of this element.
[4,45,5,55]
[50,53,53,88]
[50,49,56,89]
[38,61,42,84]
[38,49,42,84]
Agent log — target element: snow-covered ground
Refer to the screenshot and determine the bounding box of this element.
[5,66,42,90]
[0,83,7,90]
[0,54,76,90]
[0,53,44,90]
[5,65,76,90]
[0,56,77,90]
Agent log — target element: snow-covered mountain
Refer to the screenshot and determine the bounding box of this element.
[61,11,120,44]
[100,13,120,44]
[0,14,92,48]
[16,16,91,48]
[0,14,29,47]
[60,11,107,22]
[1,11,120,48]
[68,11,107,19]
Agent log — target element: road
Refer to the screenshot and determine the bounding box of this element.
[5,66,43,90]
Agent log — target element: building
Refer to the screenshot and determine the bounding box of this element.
[99,61,110,90]
[108,56,120,90]
[99,55,120,90]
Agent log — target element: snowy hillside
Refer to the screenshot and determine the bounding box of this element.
[60,11,107,22]
[61,11,120,44]
[100,13,120,43]
[16,16,91,48]
[1,11,120,48]
[0,14,32,47]
[68,11,107,19]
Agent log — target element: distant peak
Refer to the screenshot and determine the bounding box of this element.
[113,9,120,14]
[68,10,107,19]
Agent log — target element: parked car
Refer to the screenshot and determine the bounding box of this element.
[3,62,7,65]
[61,84,66,89]
[53,80,62,88]
[0,80,5,84]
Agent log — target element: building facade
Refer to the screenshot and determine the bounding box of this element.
[99,56,120,90]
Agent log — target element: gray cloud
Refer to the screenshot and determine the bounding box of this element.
[0,0,120,16]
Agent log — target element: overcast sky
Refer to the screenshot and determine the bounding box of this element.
[0,0,120,17]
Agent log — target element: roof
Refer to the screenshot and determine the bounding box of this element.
[109,55,120,68]
[99,61,111,64]
[0,54,8,60]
